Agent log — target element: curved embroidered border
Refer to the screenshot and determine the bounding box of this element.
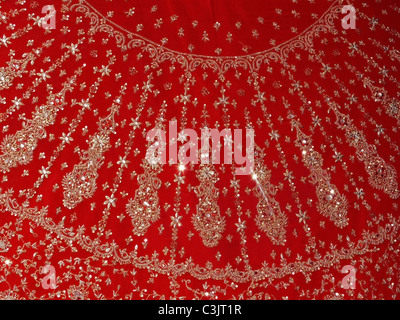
[63,0,343,75]
[0,189,398,283]
[1,0,396,284]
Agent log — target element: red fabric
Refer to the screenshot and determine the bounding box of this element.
[0,0,399,300]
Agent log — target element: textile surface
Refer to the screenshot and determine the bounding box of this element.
[0,0,399,300]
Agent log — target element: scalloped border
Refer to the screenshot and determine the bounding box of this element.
[65,0,344,75]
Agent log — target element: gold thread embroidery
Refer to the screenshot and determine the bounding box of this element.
[193,164,226,247]
[62,84,126,209]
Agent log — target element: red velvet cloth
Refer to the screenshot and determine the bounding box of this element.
[0,0,399,300]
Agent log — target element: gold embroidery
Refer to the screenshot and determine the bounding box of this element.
[63,85,126,209]
[322,95,400,199]
[193,164,226,247]
[362,77,400,126]
[292,121,349,228]
[67,0,343,75]
[0,47,41,91]
[126,162,162,236]
[0,75,79,173]
[0,0,398,300]
[253,158,288,245]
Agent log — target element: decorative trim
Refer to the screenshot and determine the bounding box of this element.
[64,0,343,75]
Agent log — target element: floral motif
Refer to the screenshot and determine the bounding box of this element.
[193,165,226,247]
